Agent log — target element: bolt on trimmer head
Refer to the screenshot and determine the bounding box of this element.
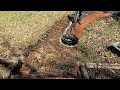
[60,33,78,47]
[60,11,114,47]
[60,11,81,47]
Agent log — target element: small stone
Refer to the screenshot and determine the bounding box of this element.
[18,55,25,61]
[19,66,30,76]
[11,57,19,64]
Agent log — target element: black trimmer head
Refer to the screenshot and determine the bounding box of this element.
[60,34,78,47]
[107,42,120,57]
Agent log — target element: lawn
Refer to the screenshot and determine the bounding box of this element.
[78,16,120,63]
[0,11,120,79]
[0,11,73,59]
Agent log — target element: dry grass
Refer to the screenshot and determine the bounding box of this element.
[0,11,120,79]
[79,17,120,63]
[0,11,73,50]
[0,11,73,78]
[0,11,73,63]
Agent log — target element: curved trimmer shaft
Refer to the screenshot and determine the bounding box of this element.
[60,11,119,47]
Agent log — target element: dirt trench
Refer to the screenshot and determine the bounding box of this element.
[7,15,120,79]
[14,17,82,79]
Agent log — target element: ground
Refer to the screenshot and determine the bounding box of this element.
[22,16,120,79]
[0,11,120,79]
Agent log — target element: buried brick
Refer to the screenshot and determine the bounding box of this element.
[85,63,120,69]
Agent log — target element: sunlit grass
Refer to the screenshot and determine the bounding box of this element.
[0,11,73,50]
[79,17,120,63]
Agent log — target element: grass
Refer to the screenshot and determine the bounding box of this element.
[0,11,73,50]
[0,11,120,78]
[0,11,73,77]
[79,17,120,64]
[0,64,9,79]
[0,11,73,60]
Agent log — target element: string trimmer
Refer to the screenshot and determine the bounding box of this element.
[60,11,120,47]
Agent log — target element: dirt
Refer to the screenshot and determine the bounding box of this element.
[0,12,120,79]
[15,15,119,79]
[87,68,120,79]
[21,17,80,79]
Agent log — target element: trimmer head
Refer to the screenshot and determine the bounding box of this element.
[59,11,81,47]
[107,42,120,57]
[60,34,78,47]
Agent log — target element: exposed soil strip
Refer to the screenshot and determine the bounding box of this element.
[18,17,81,78]
[16,14,120,79]
[70,11,110,38]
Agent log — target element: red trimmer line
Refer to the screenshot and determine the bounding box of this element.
[60,11,114,47]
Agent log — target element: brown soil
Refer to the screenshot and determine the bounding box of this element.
[20,17,81,79]
[6,13,120,79]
